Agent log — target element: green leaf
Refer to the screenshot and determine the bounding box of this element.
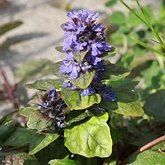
[0,21,22,36]
[108,160,117,165]
[26,79,62,91]
[71,71,95,89]
[103,61,129,80]
[110,32,124,45]
[55,46,64,53]
[111,127,127,144]
[116,91,139,102]
[99,101,118,111]
[151,141,165,151]
[66,110,92,127]
[110,11,126,25]
[74,51,87,62]
[127,9,143,28]
[4,127,35,147]
[105,79,138,91]
[144,90,165,121]
[35,138,69,164]
[29,133,59,155]
[15,60,50,81]
[132,132,158,147]
[102,47,118,61]
[49,61,65,78]
[0,112,14,125]
[160,0,165,20]
[115,100,144,117]
[121,0,165,49]
[19,107,52,130]
[135,1,165,49]
[0,122,16,142]
[17,152,36,160]
[61,88,101,110]
[127,150,165,165]
[105,0,117,7]
[141,61,161,87]
[64,113,112,158]
[48,157,81,165]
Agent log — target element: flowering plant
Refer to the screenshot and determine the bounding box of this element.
[0,9,144,165]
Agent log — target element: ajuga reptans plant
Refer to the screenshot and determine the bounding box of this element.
[0,8,144,165]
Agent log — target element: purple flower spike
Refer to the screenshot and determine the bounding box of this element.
[59,9,115,98]
[63,81,78,90]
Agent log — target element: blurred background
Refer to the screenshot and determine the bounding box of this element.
[0,0,163,118]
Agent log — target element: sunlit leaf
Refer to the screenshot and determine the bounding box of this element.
[61,88,101,110]
[150,141,165,151]
[127,150,165,165]
[71,71,95,89]
[48,157,81,165]
[64,113,112,158]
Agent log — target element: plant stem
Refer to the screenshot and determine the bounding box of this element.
[120,135,165,165]
[137,135,165,153]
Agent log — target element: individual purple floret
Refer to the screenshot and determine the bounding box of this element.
[81,87,95,96]
[63,81,78,90]
[48,89,57,101]
[60,58,81,79]
[100,87,116,102]
[60,57,92,79]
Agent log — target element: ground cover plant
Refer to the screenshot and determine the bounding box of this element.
[0,0,165,165]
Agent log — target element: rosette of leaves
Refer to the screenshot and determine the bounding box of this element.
[0,9,144,165]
